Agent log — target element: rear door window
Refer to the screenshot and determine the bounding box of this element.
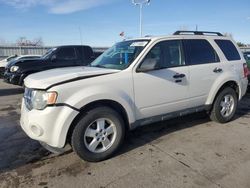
[215,40,241,61]
[183,39,219,65]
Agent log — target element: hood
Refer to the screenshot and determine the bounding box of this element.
[24,66,120,90]
[6,58,43,68]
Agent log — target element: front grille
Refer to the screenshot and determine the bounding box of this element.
[5,67,10,73]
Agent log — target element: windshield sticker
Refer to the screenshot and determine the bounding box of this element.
[130,41,148,47]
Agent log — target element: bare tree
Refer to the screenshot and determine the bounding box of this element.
[16,37,27,46]
[32,37,44,46]
[237,42,247,47]
[16,37,44,46]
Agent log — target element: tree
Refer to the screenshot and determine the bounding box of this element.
[32,37,44,46]
[16,37,44,46]
[237,42,247,47]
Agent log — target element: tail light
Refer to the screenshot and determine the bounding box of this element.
[243,63,249,78]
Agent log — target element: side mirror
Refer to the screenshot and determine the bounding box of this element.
[137,58,157,72]
[51,54,57,62]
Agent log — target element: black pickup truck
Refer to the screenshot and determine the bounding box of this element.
[4,45,98,86]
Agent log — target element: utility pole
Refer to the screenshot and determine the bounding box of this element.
[132,0,150,37]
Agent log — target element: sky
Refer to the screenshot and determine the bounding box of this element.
[0,0,249,47]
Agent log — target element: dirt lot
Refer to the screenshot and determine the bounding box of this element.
[0,80,250,188]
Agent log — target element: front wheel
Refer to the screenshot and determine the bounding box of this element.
[71,106,125,162]
[209,87,238,123]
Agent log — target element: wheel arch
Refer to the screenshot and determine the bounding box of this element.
[66,99,131,144]
[206,80,240,108]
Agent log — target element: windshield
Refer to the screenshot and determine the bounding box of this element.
[6,55,18,62]
[91,40,149,70]
[41,48,57,59]
[21,56,40,59]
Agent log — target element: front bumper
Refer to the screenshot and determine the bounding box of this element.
[3,71,22,85]
[20,99,79,148]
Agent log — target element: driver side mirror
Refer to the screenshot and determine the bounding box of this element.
[137,58,157,72]
[51,54,57,62]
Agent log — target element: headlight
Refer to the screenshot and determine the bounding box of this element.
[10,66,19,72]
[24,88,57,110]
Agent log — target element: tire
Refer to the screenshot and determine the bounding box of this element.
[71,106,125,162]
[209,87,238,123]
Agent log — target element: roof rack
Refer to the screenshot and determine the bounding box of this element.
[173,31,223,36]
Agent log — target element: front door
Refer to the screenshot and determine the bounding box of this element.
[133,40,191,120]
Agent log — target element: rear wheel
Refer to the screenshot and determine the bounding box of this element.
[209,87,238,123]
[71,106,125,162]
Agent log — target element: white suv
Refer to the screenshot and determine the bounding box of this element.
[20,31,249,162]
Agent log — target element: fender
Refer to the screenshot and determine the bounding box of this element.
[48,85,136,148]
[59,85,136,124]
[205,72,241,105]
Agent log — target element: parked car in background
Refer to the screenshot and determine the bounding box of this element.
[4,45,96,86]
[0,54,41,77]
[0,55,18,66]
[243,52,250,67]
[20,31,248,162]
[0,55,18,76]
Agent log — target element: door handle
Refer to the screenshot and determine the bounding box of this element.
[213,67,223,73]
[173,73,186,79]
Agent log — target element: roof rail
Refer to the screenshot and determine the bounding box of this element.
[173,30,223,36]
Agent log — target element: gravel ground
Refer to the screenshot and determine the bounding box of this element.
[0,80,250,188]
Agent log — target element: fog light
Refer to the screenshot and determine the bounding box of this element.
[30,125,43,137]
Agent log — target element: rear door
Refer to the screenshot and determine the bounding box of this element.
[133,40,190,119]
[183,39,222,106]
